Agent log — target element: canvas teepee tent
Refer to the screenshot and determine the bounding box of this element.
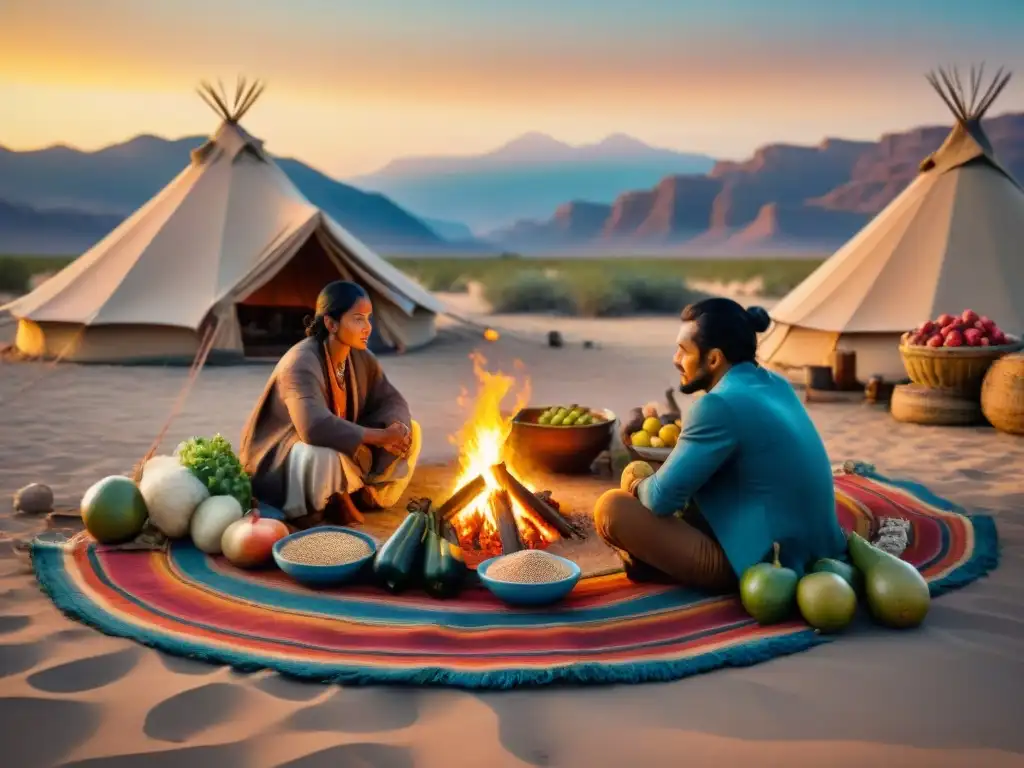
[2,78,444,364]
[759,65,1024,382]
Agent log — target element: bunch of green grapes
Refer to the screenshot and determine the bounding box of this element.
[175,434,252,511]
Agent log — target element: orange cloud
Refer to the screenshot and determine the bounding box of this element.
[3,2,1022,176]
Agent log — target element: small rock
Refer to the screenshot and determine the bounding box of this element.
[582,340,594,349]
[13,483,54,515]
[547,331,564,348]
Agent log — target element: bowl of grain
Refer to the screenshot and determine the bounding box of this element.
[477,550,581,607]
[273,526,377,587]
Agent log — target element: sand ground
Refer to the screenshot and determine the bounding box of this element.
[1,306,1023,767]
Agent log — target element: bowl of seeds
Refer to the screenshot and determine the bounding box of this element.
[477,549,582,607]
[273,526,377,587]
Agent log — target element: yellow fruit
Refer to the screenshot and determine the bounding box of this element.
[649,436,665,448]
[630,431,651,447]
[658,424,680,447]
[674,419,682,428]
[642,417,662,435]
[620,460,655,491]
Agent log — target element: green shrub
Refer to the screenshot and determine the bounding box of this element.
[484,270,576,314]
[0,258,31,294]
[482,270,709,317]
[616,275,707,316]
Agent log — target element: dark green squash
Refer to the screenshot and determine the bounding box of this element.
[373,499,429,593]
[423,503,469,599]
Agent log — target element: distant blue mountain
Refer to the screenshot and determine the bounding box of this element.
[350,132,716,233]
[0,135,453,253]
[421,217,476,242]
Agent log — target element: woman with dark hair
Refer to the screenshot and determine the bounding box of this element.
[595,297,846,591]
[239,281,421,526]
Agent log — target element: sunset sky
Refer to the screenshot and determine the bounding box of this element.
[2,0,1022,178]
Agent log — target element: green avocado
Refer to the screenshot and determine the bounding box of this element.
[739,542,799,625]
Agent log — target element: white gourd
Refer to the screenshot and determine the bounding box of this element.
[190,496,244,554]
[141,455,181,480]
[139,464,209,538]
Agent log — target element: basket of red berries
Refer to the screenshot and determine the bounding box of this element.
[899,309,1022,395]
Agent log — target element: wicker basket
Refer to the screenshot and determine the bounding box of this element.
[899,336,1023,395]
[890,384,984,426]
[981,353,1024,435]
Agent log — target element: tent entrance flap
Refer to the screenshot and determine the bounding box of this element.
[233,231,412,357]
[236,234,340,357]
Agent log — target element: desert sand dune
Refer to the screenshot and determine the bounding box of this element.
[1,313,1022,768]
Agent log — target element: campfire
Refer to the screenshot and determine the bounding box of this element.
[437,353,583,562]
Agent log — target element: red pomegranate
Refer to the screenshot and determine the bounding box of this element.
[220,509,289,568]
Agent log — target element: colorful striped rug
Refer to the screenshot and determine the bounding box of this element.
[30,463,998,689]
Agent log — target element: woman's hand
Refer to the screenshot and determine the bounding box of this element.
[367,422,412,456]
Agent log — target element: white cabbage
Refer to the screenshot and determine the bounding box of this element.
[139,464,209,539]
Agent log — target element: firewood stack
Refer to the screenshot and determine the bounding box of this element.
[438,462,583,557]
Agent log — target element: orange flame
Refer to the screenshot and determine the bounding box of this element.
[447,351,538,546]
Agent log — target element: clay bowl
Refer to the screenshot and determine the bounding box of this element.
[505,407,616,475]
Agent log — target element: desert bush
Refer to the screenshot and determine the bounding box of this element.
[572,276,634,317]
[0,257,31,294]
[615,275,707,316]
[389,255,823,300]
[406,267,472,292]
[482,270,708,317]
[484,270,576,314]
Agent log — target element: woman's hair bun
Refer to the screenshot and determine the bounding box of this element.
[745,305,771,333]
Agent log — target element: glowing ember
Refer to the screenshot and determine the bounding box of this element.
[446,352,559,554]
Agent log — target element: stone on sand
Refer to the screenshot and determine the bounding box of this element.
[13,483,54,514]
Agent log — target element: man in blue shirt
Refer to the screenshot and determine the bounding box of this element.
[595,298,847,592]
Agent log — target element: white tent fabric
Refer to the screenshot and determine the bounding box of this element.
[3,116,444,363]
[760,67,1024,382]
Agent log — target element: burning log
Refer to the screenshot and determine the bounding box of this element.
[491,463,584,539]
[534,490,560,513]
[489,489,523,554]
[513,497,561,545]
[438,474,487,521]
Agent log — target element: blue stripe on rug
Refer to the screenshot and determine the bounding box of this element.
[168,543,720,629]
[30,539,826,690]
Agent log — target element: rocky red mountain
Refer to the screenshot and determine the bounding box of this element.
[492,112,1024,252]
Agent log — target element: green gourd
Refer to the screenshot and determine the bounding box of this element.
[422,504,468,599]
[373,502,428,594]
[847,531,930,629]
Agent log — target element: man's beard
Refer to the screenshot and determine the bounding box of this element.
[679,362,714,395]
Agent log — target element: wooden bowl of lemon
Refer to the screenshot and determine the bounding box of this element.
[621,409,681,464]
